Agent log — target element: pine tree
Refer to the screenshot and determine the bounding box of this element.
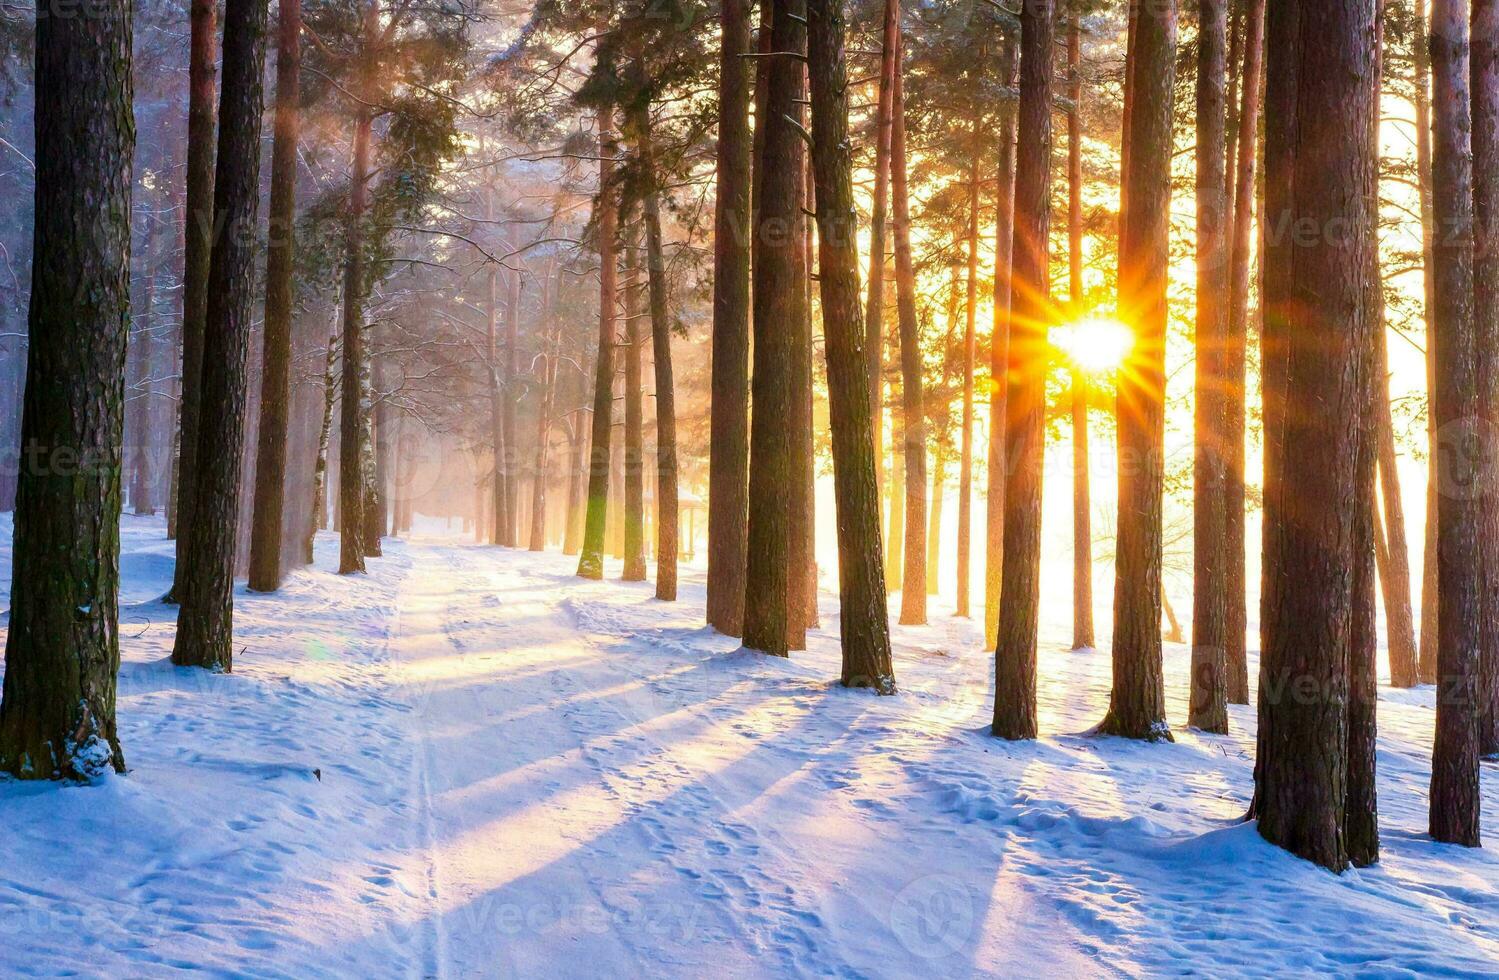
[806,0,895,693]
[891,39,928,624]
[639,120,680,602]
[0,0,133,779]
[992,0,1053,741]
[1255,0,1379,872]
[171,0,270,671]
[1066,14,1093,652]
[985,35,1018,649]
[166,0,218,603]
[866,0,898,503]
[578,105,619,580]
[1101,0,1176,742]
[1190,0,1230,734]
[623,243,647,580]
[744,0,803,656]
[248,0,302,592]
[1428,0,1482,847]
[1223,0,1263,704]
[706,0,753,635]
[1477,0,1499,760]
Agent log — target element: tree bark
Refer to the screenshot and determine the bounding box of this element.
[499,272,521,547]
[1428,0,1482,847]
[1101,0,1176,742]
[866,0,898,500]
[1347,1,1385,869]
[993,0,1054,740]
[529,276,557,554]
[985,36,1018,649]
[129,206,157,516]
[248,0,301,592]
[1224,0,1264,704]
[956,143,979,619]
[487,256,505,546]
[1190,0,1229,734]
[1255,0,1378,872]
[578,105,618,580]
[706,0,753,634]
[0,0,133,779]
[623,243,646,580]
[1418,0,1442,686]
[743,0,805,656]
[306,328,338,565]
[806,0,896,693]
[167,0,218,603]
[337,0,377,575]
[891,38,928,624]
[1375,329,1421,685]
[787,55,812,648]
[642,122,680,603]
[171,0,269,670]
[564,357,588,556]
[1067,16,1093,651]
[1471,0,1499,759]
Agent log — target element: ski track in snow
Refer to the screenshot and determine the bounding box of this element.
[1,512,1498,977]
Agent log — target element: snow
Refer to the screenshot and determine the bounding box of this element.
[1,511,1497,976]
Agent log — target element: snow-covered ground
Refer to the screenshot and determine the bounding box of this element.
[0,512,1496,977]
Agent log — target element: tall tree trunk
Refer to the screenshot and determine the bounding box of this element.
[337,0,377,575]
[529,292,556,554]
[992,0,1054,740]
[1375,317,1420,686]
[171,0,269,670]
[1102,0,1177,742]
[1476,0,1499,759]
[168,0,218,602]
[1346,0,1386,870]
[608,434,624,558]
[891,39,928,624]
[564,365,587,556]
[500,272,521,547]
[985,36,1019,648]
[743,0,805,656]
[129,209,157,516]
[866,0,898,499]
[706,0,752,634]
[1429,0,1482,847]
[787,53,812,647]
[1224,0,1264,704]
[928,443,946,596]
[1418,0,1441,685]
[956,144,979,619]
[305,329,337,565]
[0,0,133,779]
[885,408,905,588]
[488,257,506,548]
[802,156,820,631]
[1190,0,1230,734]
[642,119,680,603]
[359,325,381,558]
[578,105,618,579]
[248,0,301,592]
[1255,0,1378,872]
[623,244,646,580]
[1067,15,1093,651]
[806,0,896,693]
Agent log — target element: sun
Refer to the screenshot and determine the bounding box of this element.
[1050,317,1134,375]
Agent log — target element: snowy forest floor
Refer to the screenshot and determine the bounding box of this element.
[1,514,1498,977]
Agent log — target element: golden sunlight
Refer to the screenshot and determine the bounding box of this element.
[1050,317,1135,375]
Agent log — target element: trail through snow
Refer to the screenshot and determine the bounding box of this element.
[1,514,1497,977]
